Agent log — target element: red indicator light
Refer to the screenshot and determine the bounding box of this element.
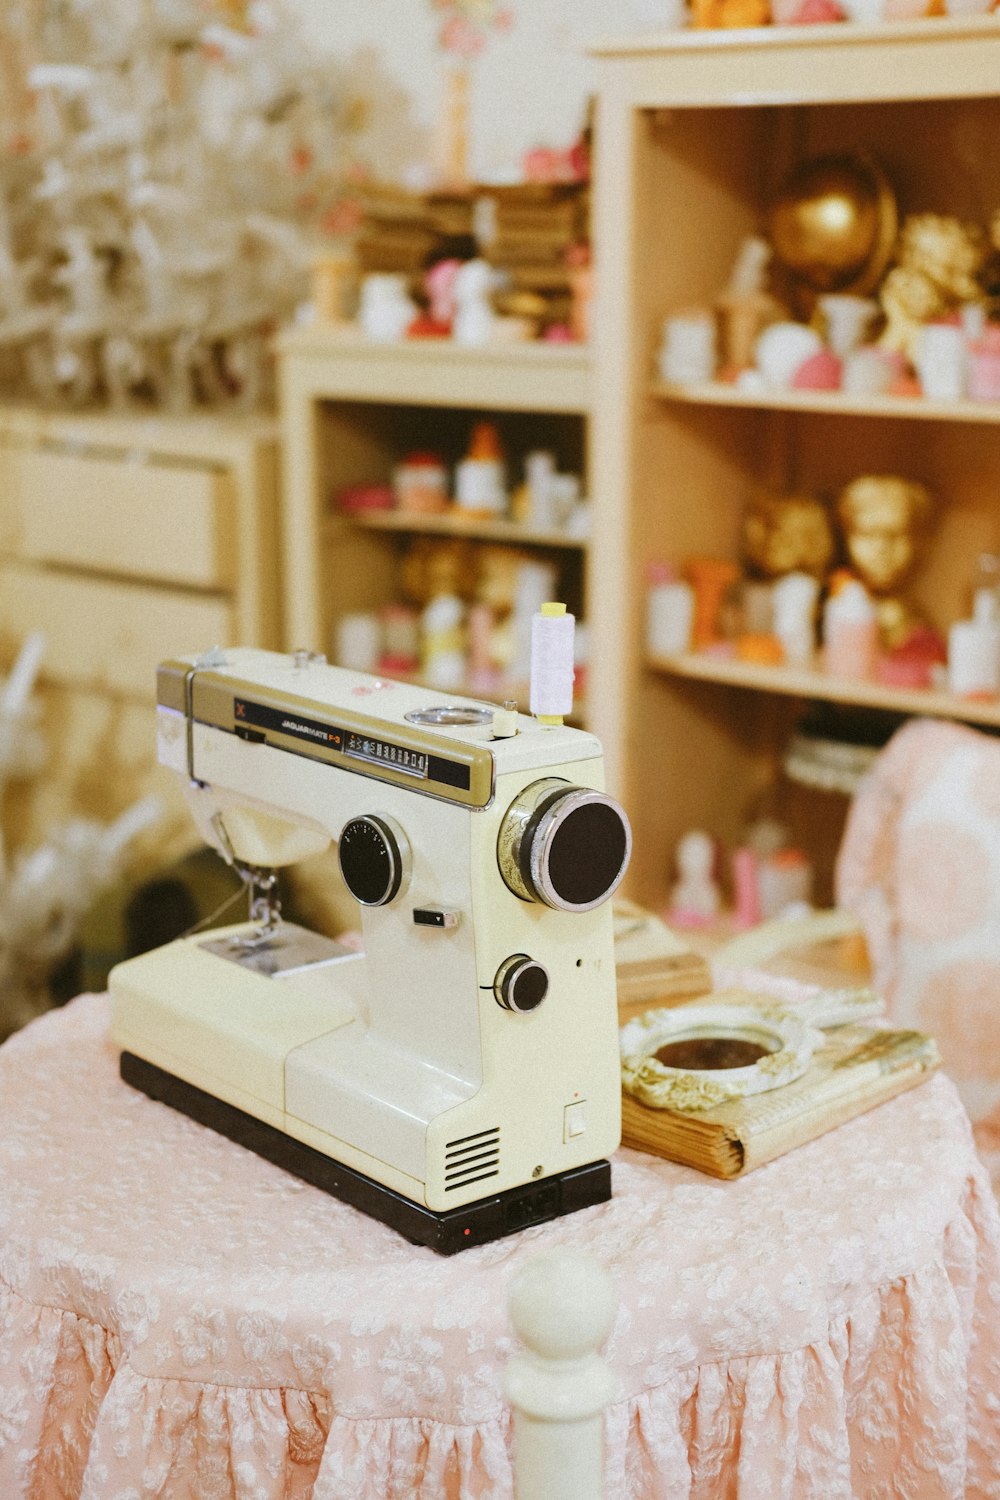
[463,1227,471,1236]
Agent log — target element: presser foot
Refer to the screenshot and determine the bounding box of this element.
[198,920,358,978]
[119,1051,612,1254]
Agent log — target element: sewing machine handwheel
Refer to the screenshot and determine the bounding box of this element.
[497,780,632,913]
[339,814,410,906]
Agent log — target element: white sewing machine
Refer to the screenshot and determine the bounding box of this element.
[110,647,631,1252]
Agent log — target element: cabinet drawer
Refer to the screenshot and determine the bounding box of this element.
[0,448,236,588]
[0,564,233,699]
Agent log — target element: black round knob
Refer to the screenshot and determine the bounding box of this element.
[497,781,632,913]
[494,954,549,1014]
[339,815,409,906]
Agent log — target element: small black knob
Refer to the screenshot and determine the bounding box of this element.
[494,954,549,1014]
[339,815,409,906]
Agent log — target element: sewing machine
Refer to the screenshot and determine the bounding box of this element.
[110,647,631,1253]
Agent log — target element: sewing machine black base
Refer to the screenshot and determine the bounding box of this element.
[120,1051,612,1255]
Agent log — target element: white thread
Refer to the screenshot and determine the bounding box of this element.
[530,612,575,718]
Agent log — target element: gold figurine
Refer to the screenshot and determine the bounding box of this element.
[879,213,985,362]
[836,474,934,647]
[742,491,836,580]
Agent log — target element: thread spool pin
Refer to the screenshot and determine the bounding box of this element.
[530,602,575,727]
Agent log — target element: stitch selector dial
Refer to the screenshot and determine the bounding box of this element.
[339,814,410,906]
[497,778,632,913]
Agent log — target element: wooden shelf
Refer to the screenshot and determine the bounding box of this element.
[590,16,1000,100]
[651,380,1000,425]
[589,23,1000,907]
[278,326,591,414]
[327,508,588,551]
[649,651,1000,730]
[279,329,594,722]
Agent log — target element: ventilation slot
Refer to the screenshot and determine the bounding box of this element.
[444,1126,500,1191]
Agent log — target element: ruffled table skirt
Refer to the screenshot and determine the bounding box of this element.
[1,994,999,1499]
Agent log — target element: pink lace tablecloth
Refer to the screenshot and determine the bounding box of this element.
[1,994,999,1500]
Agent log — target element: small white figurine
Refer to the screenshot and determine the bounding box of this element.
[452,258,500,346]
[668,829,721,927]
[359,274,417,343]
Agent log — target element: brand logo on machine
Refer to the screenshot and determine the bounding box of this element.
[234,698,343,750]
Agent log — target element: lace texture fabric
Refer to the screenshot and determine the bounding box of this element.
[1,993,999,1499]
[835,717,1000,1190]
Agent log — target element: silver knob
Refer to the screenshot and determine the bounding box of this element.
[496,779,632,913]
[494,954,549,1013]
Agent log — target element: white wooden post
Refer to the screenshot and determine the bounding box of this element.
[505,1248,617,1500]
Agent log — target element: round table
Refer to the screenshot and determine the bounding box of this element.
[1,994,999,1500]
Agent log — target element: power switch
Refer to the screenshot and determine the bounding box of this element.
[563,1101,587,1143]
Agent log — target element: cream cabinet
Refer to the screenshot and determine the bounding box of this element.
[589,18,1000,906]
[278,326,592,716]
[0,405,280,848]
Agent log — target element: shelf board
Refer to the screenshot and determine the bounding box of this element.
[591,15,1000,57]
[590,17,1000,106]
[329,508,588,551]
[279,325,592,414]
[649,650,1000,728]
[651,380,1000,425]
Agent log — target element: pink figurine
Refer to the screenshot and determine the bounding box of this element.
[425,258,462,331]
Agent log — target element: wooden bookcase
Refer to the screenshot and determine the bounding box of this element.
[589,18,1000,907]
[277,326,592,714]
[0,405,280,849]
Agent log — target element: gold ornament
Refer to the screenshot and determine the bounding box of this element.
[769,154,897,306]
[836,474,935,647]
[742,491,836,580]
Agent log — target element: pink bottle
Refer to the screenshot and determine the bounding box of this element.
[823,578,878,680]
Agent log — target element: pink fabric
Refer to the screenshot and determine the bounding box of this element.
[2,993,1000,1500]
[835,717,1000,1188]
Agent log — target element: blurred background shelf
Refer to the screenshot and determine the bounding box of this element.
[279,329,594,723]
[590,19,1000,908]
[651,380,1000,425]
[328,508,587,550]
[650,652,1000,731]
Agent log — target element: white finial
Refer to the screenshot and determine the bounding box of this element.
[505,1249,617,1500]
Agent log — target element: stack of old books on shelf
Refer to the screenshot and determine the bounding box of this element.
[356,182,477,276]
[479,181,590,330]
[355,179,589,330]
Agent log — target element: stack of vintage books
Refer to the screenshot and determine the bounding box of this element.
[478,181,589,328]
[355,183,476,277]
[616,969,940,1179]
[622,1023,939,1178]
[353,179,589,331]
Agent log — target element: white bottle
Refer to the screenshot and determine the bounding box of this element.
[772,571,819,668]
[646,563,695,657]
[948,589,1000,698]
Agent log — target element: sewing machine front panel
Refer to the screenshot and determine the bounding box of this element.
[414,757,621,1209]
